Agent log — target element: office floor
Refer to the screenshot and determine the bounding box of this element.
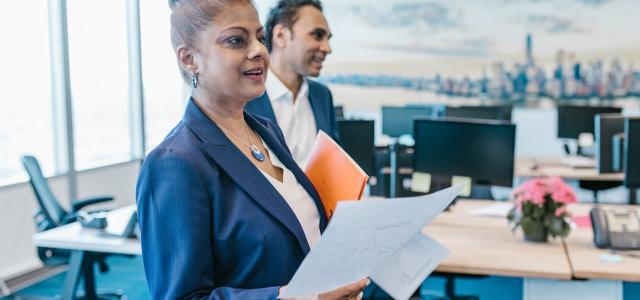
[2,256,639,299]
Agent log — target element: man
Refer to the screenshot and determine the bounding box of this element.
[245,0,338,168]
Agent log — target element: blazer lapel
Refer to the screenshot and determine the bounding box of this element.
[245,114,329,232]
[307,82,327,134]
[251,93,277,124]
[182,99,311,254]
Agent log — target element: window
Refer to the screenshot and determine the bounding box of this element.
[140,0,188,151]
[0,3,54,183]
[67,0,132,170]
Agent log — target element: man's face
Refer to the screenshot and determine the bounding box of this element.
[283,5,332,77]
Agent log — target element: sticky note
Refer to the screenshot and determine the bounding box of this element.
[451,176,471,197]
[411,172,431,193]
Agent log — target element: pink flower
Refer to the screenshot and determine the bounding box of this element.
[512,177,577,205]
[554,206,568,217]
[530,189,546,206]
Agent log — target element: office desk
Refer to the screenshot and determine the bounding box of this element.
[429,200,640,282]
[426,200,573,280]
[516,157,624,181]
[564,204,640,282]
[32,200,640,299]
[33,205,140,300]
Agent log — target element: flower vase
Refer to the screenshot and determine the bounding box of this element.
[523,225,548,243]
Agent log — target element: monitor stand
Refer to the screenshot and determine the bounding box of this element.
[389,140,399,198]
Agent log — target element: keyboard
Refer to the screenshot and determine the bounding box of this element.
[561,156,596,169]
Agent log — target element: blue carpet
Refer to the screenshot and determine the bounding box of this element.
[3,256,639,299]
[5,256,150,300]
[624,282,640,299]
[421,275,522,299]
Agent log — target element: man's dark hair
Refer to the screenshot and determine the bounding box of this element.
[264,0,323,53]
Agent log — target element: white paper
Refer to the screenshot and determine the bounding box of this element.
[281,185,462,298]
[467,202,513,218]
[370,233,449,300]
[104,205,136,236]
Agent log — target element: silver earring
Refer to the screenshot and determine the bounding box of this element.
[191,73,199,89]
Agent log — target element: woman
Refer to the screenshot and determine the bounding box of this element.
[136,0,366,299]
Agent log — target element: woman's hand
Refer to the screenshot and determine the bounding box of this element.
[280,278,369,300]
[318,278,368,300]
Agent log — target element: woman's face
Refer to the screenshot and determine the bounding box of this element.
[192,2,269,103]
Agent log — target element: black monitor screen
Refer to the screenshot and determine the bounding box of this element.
[414,119,516,187]
[445,105,512,121]
[624,118,640,188]
[557,105,622,139]
[382,106,436,137]
[338,120,375,176]
[595,114,624,173]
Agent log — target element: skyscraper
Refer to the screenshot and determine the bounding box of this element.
[526,33,534,66]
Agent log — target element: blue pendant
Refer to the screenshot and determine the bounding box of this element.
[251,146,265,161]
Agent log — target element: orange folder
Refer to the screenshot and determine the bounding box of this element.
[304,130,369,219]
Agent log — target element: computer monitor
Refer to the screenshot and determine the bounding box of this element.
[445,105,512,122]
[595,114,625,174]
[382,106,438,137]
[404,103,447,117]
[624,117,640,189]
[557,105,622,139]
[413,118,516,187]
[337,120,375,176]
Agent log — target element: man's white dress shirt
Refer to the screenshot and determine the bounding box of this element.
[265,71,318,169]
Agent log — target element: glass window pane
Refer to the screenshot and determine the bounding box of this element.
[0,3,54,183]
[140,0,189,151]
[67,0,131,170]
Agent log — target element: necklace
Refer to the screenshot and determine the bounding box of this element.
[217,120,266,162]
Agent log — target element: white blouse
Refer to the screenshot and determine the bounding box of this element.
[258,142,321,249]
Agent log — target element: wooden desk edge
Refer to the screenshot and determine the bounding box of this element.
[436,265,572,280]
[571,271,640,282]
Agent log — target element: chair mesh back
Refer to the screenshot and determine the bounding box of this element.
[21,156,67,226]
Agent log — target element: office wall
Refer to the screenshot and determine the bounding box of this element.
[0,178,67,279]
[0,161,140,280]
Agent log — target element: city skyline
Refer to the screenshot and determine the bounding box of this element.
[256,0,640,77]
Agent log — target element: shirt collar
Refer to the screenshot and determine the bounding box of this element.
[265,69,308,103]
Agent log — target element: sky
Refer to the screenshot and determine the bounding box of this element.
[255,0,640,76]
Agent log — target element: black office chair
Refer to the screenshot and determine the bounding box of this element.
[364,274,480,300]
[579,180,622,204]
[21,155,122,299]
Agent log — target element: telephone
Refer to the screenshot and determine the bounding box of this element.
[78,211,108,229]
[590,207,640,250]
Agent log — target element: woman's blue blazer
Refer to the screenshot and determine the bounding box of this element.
[136,98,328,299]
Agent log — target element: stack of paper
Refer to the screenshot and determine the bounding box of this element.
[281,185,463,300]
[305,131,369,219]
[467,202,513,218]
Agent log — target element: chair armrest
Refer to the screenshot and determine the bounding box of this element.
[71,195,114,212]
